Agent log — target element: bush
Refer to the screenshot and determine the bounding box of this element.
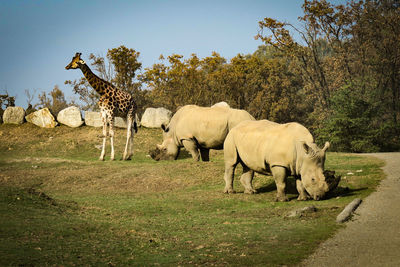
[317,85,379,152]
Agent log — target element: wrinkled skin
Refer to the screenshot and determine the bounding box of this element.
[149,146,176,161]
[297,142,330,200]
[150,105,255,161]
[223,120,332,201]
[149,131,180,161]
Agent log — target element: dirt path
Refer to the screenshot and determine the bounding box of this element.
[301,153,400,266]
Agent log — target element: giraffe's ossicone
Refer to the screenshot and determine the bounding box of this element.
[66,52,138,161]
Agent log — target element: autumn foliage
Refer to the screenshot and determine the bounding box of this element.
[64,0,399,152]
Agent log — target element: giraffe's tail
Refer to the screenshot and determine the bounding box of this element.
[133,113,138,133]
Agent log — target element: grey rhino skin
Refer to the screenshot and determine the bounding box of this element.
[151,105,255,161]
[223,120,331,201]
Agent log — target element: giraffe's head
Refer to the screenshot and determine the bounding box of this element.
[65,52,86,70]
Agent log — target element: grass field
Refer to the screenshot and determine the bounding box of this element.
[0,123,385,266]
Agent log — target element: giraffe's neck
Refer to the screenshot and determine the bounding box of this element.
[79,63,109,95]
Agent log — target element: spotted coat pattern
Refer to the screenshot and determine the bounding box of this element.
[66,53,137,160]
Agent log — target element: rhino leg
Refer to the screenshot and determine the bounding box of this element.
[224,164,237,194]
[240,165,256,194]
[296,179,310,201]
[200,147,210,162]
[223,133,238,194]
[182,140,200,161]
[271,166,289,202]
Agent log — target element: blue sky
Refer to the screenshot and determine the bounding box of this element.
[0,0,345,108]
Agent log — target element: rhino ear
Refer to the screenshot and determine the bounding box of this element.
[302,142,312,154]
[322,141,330,153]
[161,123,169,132]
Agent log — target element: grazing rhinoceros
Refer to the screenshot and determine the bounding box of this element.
[223,120,332,201]
[149,105,255,161]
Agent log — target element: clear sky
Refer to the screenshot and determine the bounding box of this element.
[0,0,345,108]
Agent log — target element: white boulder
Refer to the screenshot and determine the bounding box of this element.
[140,107,172,128]
[114,117,127,129]
[84,111,102,127]
[57,106,84,128]
[25,108,57,128]
[2,106,25,124]
[84,111,128,128]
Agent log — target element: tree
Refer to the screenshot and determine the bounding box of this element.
[24,89,37,108]
[65,46,149,114]
[317,85,379,152]
[0,92,15,109]
[38,85,68,115]
[107,46,142,90]
[140,48,305,123]
[256,0,400,151]
[65,77,98,111]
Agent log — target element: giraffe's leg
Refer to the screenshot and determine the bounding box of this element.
[123,115,133,160]
[99,111,107,161]
[129,115,135,158]
[109,114,115,161]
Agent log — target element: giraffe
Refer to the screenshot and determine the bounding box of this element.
[65,52,137,161]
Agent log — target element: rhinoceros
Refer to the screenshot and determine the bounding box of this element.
[223,120,334,201]
[150,105,255,161]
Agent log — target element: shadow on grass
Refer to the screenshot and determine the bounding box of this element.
[256,179,368,201]
[177,150,192,160]
[257,182,277,193]
[326,186,368,199]
[257,177,299,194]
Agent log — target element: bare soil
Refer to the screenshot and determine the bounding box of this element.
[301,153,400,266]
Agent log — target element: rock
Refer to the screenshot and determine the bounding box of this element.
[57,106,84,128]
[336,198,362,223]
[84,111,102,127]
[84,111,128,128]
[25,108,57,128]
[140,107,172,128]
[287,205,317,218]
[135,113,141,127]
[114,117,127,129]
[2,106,25,124]
[211,101,230,108]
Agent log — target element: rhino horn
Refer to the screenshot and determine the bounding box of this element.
[322,141,330,153]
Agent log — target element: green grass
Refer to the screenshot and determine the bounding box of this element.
[0,123,385,266]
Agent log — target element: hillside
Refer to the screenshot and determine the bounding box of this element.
[0,124,384,266]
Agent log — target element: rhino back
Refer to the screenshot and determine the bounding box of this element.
[168,105,254,149]
[227,109,255,130]
[230,120,313,174]
[174,106,231,148]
